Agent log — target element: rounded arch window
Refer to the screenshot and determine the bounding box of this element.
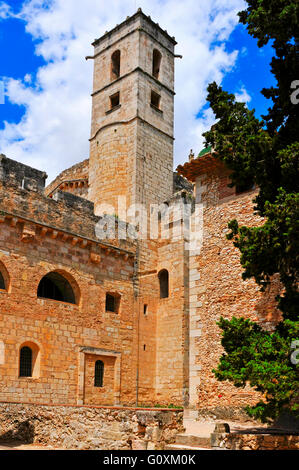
[152,49,162,79]
[0,261,9,291]
[0,271,5,290]
[158,269,169,299]
[37,271,78,304]
[19,342,40,378]
[111,50,121,80]
[94,360,104,387]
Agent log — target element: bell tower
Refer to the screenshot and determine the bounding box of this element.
[88,9,176,215]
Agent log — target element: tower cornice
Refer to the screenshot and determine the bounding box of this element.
[92,9,177,48]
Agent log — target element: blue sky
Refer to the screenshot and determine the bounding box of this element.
[0,14,45,126]
[0,0,276,182]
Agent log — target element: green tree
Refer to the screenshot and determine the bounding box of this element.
[203,0,299,422]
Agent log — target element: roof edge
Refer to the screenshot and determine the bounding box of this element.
[92,8,177,47]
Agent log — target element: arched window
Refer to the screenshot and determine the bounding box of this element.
[94,360,104,387]
[111,50,121,80]
[19,342,40,378]
[152,49,162,79]
[0,271,5,290]
[19,346,32,377]
[158,269,169,299]
[0,261,9,291]
[37,271,77,304]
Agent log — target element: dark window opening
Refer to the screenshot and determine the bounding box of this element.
[144,304,148,315]
[37,272,76,304]
[158,269,169,299]
[151,90,161,109]
[152,49,162,79]
[0,271,5,290]
[143,344,146,351]
[19,346,32,377]
[110,92,120,109]
[236,180,255,195]
[94,360,104,387]
[105,293,120,313]
[111,50,121,80]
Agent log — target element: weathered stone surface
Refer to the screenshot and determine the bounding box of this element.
[0,403,183,450]
[224,433,299,451]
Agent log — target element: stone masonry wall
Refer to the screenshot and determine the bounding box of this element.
[0,218,136,405]
[45,158,89,199]
[212,430,299,450]
[0,402,184,450]
[0,163,139,406]
[190,170,281,413]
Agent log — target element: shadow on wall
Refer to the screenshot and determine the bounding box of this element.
[0,420,35,444]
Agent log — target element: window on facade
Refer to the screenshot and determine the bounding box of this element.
[105,293,120,313]
[144,304,148,315]
[94,360,104,387]
[236,180,255,195]
[0,271,5,290]
[110,92,120,109]
[19,346,32,377]
[158,269,169,299]
[37,271,76,304]
[151,90,161,109]
[0,261,9,291]
[152,49,162,79]
[111,50,121,80]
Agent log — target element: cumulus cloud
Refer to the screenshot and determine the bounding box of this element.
[0,0,245,182]
[235,85,251,103]
[0,2,12,19]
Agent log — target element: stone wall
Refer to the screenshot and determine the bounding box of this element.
[45,158,89,199]
[0,159,138,406]
[211,429,299,450]
[188,166,281,413]
[0,402,183,450]
[226,433,299,450]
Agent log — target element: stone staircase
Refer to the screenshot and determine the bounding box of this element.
[166,409,213,450]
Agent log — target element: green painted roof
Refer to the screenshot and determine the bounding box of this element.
[198,146,212,158]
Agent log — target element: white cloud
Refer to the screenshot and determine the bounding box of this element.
[0,0,245,182]
[0,2,12,19]
[235,85,251,103]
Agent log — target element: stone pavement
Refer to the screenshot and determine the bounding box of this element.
[166,409,269,450]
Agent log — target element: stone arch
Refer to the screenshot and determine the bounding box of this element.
[111,49,121,80]
[152,49,162,79]
[0,260,10,292]
[158,269,169,299]
[37,269,80,305]
[19,341,40,378]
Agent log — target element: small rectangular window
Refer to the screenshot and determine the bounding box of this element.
[105,293,120,313]
[110,92,120,109]
[151,91,161,109]
[144,304,148,315]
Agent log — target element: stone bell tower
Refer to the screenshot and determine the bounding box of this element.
[88,9,176,215]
